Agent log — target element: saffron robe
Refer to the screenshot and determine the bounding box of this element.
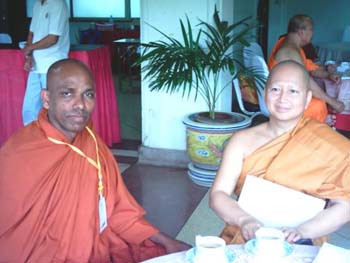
[268,37,328,122]
[0,110,165,263]
[220,117,350,245]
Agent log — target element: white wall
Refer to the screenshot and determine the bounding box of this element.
[140,0,233,150]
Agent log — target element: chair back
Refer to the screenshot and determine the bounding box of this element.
[243,42,264,65]
[0,33,12,44]
[233,42,269,118]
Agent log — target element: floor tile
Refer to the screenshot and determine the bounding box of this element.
[121,163,207,237]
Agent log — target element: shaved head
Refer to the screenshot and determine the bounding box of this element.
[268,60,310,91]
[47,58,94,91]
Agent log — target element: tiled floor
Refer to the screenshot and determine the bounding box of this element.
[112,139,207,237]
[112,139,350,249]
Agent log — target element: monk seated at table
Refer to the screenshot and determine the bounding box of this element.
[268,14,344,123]
[209,60,350,246]
[0,58,190,263]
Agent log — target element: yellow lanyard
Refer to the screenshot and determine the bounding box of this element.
[47,127,104,197]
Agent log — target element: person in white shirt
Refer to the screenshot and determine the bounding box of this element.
[22,0,69,125]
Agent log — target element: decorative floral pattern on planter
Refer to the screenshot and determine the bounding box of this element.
[186,128,233,170]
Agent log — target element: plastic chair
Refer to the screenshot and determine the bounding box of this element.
[233,43,269,119]
[0,33,12,44]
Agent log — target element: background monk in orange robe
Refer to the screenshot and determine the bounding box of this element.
[209,60,350,245]
[268,14,344,123]
[0,58,190,262]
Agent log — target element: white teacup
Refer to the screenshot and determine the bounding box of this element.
[195,235,226,263]
[255,227,285,257]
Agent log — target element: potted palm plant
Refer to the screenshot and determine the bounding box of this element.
[136,7,261,186]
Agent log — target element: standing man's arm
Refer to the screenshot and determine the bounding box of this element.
[23,31,34,71]
[23,33,58,72]
[23,34,59,56]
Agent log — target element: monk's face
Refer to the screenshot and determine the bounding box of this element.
[265,63,311,122]
[42,62,95,141]
[300,22,313,46]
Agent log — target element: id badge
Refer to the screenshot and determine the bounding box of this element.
[99,195,108,233]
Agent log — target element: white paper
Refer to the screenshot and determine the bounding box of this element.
[313,242,350,263]
[238,175,326,228]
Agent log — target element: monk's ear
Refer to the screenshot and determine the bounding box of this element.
[304,90,312,109]
[41,89,50,109]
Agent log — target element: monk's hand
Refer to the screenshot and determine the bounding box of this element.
[326,64,337,74]
[282,228,302,243]
[162,239,191,254]
[330,99,345,113]
[239,216,262,241]
[149,232,191,254]
[328,73,341,85]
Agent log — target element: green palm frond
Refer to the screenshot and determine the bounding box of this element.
[135,5,259,120]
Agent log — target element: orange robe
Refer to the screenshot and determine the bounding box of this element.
[220,117,350,245]
[0,110,165,263]
[268,37,328,122]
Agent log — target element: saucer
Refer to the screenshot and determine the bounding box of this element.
[185,247,235,263]
[244,239,294,257]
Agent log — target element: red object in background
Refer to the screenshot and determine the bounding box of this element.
[0,46,121,147]
[0,50,28,145]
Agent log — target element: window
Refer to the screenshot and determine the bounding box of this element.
[130,0,140,18]
[26,0,139,19]
[73,0,125,18]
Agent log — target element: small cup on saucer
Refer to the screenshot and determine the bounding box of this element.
[255,227,285,257]
[195,235,227,263]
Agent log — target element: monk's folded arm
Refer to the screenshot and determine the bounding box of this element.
[309,77,344,112]
[310,68,330,79]
[297,199,350,239]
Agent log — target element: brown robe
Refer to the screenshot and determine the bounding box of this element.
[220,117,350,245]
[0,109,165,262]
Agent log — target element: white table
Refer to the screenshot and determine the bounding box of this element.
[141,244,320,263]
[316,42,350,64]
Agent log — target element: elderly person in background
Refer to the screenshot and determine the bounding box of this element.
[268,14,344,123]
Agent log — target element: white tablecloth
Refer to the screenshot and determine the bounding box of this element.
[141,244,320,263]
[316,42,350,64]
